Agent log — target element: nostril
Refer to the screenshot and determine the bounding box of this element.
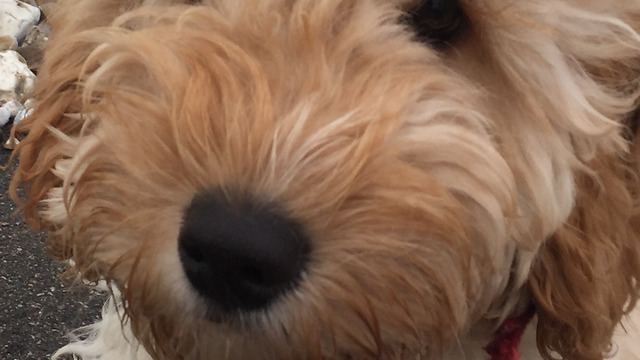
[177,190,311,313]
[182,241,205,263]
[240,265,265,287]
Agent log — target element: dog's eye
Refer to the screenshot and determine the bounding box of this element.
[406,0,469,47]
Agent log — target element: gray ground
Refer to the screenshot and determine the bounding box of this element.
[0,126,104,360]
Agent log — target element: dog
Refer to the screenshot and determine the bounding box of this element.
[9,0,640,359]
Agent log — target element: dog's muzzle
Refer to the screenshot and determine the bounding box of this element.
[178,190,311,313]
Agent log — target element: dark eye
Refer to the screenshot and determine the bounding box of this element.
[406,0,469,48]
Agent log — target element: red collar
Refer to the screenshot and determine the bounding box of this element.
[484,307,536,360]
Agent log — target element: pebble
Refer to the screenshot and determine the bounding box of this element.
[0,1,44,139]
[0,105,10,127]
[12,98,31,124]
[0,49,36,104]
[0,100,22,127]
[0,0,41,47]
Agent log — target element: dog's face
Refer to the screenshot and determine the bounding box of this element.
[11,0,640,359]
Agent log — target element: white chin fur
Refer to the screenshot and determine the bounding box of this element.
[52,287,152,360]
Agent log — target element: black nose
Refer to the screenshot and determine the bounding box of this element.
[178,191,311,313]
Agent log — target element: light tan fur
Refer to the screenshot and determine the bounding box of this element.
[9,0,640,359]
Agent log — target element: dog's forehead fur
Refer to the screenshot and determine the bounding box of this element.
[9,0,640,359]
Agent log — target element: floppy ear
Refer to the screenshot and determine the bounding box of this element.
[8,1,112,260]
[525,4,640,357]
[528,118,640,360]
[9,66,85,261]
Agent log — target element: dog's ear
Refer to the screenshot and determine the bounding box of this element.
[10,0,136,263]
[8,10,98,260]
[525,5,640,357]
[9,72,85,261]
[528,141,640,360]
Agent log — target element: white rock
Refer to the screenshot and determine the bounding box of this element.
[0,104,10,127]
[13,98,31,124]
[3,99,23,115]
[0,100,23,126]
[0,50,36,103]
[0,0,40,46]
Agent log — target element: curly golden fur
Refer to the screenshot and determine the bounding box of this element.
[9,0,640,359]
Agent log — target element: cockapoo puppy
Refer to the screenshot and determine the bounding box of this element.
[10,0,640,359]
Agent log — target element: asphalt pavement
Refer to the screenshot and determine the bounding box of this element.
[0,126,104,360]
